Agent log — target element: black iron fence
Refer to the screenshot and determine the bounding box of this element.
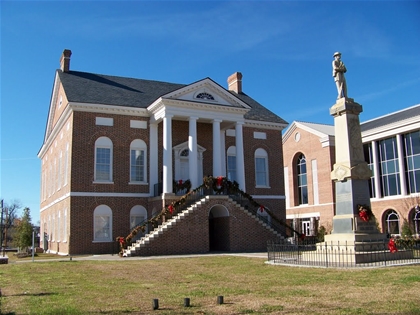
[267,238,420,268]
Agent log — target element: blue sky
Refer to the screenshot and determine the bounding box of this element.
[1,0,419,224]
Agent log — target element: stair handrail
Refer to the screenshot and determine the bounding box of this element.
[116,176,303,256]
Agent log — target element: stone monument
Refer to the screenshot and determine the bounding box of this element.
[325,52,385,247]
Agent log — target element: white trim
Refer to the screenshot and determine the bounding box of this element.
[40,191,151,212]
[286,212,321,219]
[311,159,319,205]
[286,202,335,210]
[70,192,151,197]
[362,120,420,142]
[284,166,290,208]
[70,102,149,117]
[161,78,251,109]
[245,119,287,131]
[251,195,286,199]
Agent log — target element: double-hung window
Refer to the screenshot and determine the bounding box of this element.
[130,139,147,183]
[227,146,237,182]
[93,205,112,242]
[255,148,269,187]
[94,137,113,182]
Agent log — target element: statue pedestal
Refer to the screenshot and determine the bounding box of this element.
[315,98,388,263]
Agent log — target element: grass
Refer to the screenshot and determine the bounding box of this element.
[1,255,420,314]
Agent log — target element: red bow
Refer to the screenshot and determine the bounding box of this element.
[388,238,397,253]
[168,205,174,214]
[216,176,223,187]
[259,206,264,213]
[359,210,369,222]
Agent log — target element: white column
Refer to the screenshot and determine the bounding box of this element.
[396,134,407,195]
[163,115,173,194]
[235,121,246,191]
[149,123,158,196]
[220,130,226,177]
[189,116,198,189]
[371,140,381,199]
[213,119,222,177]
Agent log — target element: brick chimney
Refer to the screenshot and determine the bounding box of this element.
[227,72,243,94]
[60,49,72,72]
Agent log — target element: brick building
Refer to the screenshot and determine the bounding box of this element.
[38,49,288,255]
[283,104,420,238]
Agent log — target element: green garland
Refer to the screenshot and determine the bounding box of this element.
[117,176,303,256]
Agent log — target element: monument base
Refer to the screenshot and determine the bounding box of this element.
[307,232,412,265]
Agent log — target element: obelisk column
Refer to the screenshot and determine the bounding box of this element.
[328,52,380,239]
[329,97,373,234]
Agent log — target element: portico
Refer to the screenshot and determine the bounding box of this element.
[147,80,251,196]
[150,112,247,196]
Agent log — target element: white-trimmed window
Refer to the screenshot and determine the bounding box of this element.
[57,210,61,242]
[93,205,112,242]
[130,139,147,183]
[297,153,308,205]
[227,146,237,182]
[64,143,69,186]
[58,151,62,190]
[385,209,400,236]
[63,208,67,242]
[130,205,148,241]
[255,148,269,187]
[94,137,113,182]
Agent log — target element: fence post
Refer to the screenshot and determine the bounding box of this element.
[323,242,327,268]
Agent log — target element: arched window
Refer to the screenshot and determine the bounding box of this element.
[130,205,147,230]
[227,146,237,182]
[255,148,269,187]
[94,137,113,182]
[130,139,147,183]
[297,153,308,205]
[412,205,420,236]
[93,205,112,242]
[385,210,400,236]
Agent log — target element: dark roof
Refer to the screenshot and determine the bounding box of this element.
[58,70,186,108]
[360,104,420,132]
[58,70,288,125]
[235,92,288,124]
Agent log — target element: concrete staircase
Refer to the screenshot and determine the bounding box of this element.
[123,195,284,257]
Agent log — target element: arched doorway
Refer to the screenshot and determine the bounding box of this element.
[173,142,206,189]
[209,205,230,251]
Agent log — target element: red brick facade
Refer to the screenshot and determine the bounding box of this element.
[283,117,420,238]
[39,56,287,255]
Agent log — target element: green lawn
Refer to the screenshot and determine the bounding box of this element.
[1,255,419,314]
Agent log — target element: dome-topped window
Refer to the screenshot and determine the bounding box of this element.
[196,92,214,100]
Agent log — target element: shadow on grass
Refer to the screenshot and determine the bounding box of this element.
[5,292,58,297]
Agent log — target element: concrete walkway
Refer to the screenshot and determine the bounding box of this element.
[10,252,268,263]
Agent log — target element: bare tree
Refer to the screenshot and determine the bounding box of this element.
[1,200,22,247]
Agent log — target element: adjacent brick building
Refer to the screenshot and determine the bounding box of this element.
[283,105,420,238]
[38,50,289,255]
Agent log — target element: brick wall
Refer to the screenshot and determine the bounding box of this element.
[132,197,281,256]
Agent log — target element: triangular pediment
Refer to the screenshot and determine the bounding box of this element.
[161,78,251,109]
